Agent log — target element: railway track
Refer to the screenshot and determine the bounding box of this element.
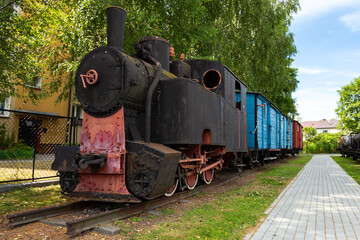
[7,172,242,236]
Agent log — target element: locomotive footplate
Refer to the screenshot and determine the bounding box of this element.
[126,141,181,200]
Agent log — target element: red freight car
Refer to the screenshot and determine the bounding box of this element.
[292,121,303,153]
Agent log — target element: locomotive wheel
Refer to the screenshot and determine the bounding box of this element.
[201,168,214,184]
[185,171,199,190]
[165,179,179,197]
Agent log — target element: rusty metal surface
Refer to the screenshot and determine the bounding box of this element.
[73,108,130,197]
[80,108,125,154]
[66,173,240,235]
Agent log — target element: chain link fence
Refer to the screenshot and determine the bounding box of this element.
[0,109,82,184]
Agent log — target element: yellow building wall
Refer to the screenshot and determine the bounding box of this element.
[14,86,70,117]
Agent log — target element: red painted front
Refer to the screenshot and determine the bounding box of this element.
[292,121,303,150]
[74,108,130,196]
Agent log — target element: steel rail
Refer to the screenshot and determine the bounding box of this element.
[6,173,240,235]
[66,173,240,235]
[6,201,99,228]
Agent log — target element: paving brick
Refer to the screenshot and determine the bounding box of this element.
[249,155,360,240]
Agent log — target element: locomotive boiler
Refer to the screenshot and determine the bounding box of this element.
[51,6,248,202]
[338,133,360,161]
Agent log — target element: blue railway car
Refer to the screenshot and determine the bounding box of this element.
[244,92,292,166]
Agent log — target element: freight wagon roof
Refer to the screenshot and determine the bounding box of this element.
[292,120,303,127]
[246,91,291,119]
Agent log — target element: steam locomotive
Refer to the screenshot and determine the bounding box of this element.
[338,134,360,161]
[51,6,302,202]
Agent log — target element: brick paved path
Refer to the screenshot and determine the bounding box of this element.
[248,155,360,240]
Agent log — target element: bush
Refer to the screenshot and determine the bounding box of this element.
[0,141,34,160]
[303,131,342,154]
[0,123,15,150]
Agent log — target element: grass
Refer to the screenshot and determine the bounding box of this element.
[331,156,360,184]
[161,208,175,215]
[127,155,313,239]
[0,185,67,217]
[0,160,56,182]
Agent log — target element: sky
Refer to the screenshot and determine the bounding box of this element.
[290,0,360,121]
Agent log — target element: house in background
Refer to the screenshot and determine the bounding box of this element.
[301,119,340,134]
[0,76,82,154]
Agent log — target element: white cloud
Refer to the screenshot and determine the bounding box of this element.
[298,67,329,75]
[293,89,339,121]
[340,11,360,32]
[294,0,360,22]
[325,81,337,86]
[348,72,360,78]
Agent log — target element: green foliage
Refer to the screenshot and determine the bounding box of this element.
[336,76,360,133]
[1,0,299,115]
[0,0,62,102]
[0,123,15,150]
[303,126,317,141]
[303,130,342,154]
[0,140,34,160]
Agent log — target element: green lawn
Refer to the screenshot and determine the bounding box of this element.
[0,185,67,217]
[117,155,313,239]
[331,156,360,184]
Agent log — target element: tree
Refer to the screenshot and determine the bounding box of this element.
[336,76,360,133]
[303,126,317,141]
[208,0,299,116]
[0,0,72,102]
[1,0,299,117]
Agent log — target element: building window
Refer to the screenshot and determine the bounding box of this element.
[26,76,42,89]
[323,130,328,133]
[0,97,10,117]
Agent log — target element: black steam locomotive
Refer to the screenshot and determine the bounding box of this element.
[338,133,360,161]
[51,6,253,202]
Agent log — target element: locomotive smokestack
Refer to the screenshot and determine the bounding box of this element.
[106,6,126,49]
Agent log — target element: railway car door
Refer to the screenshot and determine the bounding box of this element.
[268,107,277,149]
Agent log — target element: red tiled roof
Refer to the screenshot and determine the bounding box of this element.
[301,119,339,129]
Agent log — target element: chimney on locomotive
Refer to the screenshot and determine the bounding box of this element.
[106,6,126,50]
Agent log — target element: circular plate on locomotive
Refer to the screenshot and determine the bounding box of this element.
[75,46,124,117]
